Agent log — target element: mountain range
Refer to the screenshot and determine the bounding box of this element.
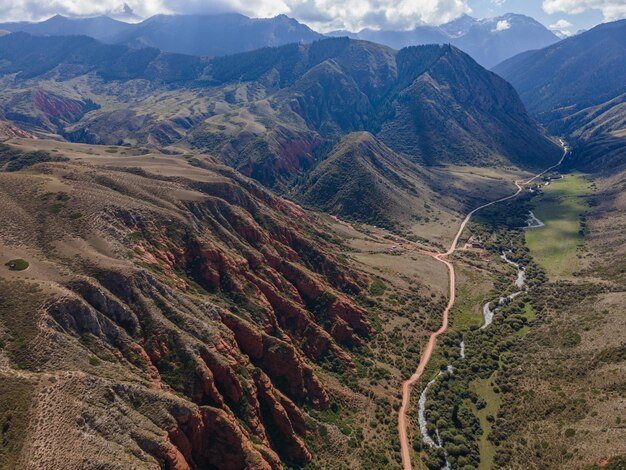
[0,13,323,57]
[0,12,559,67]
[0,32,561,229]
[494,19,626,169]
[331,13,560,68]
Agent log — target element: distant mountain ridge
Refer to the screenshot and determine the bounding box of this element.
[493,19,626,169]
[0,13,323,57]
[0,14,134,43]
[329,13,560,68]
[0,12,558,66]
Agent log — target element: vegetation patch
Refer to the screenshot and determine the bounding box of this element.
[5,259,29,271]
[0,377,34,469]
[0,143,67,171]
[0,279,44,368]
[560,331,582,348]
[369,278,387,296]
[88,355,102,366]
[471,374,502,469]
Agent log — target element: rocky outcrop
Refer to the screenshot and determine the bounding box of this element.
[167,406,281,470]
[219,312,332,408]
[0,119,34,139]
[253,370,310,463]
[15,150,375,468]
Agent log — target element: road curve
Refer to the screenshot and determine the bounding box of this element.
[398,143,569,470]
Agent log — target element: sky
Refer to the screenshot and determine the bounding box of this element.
[0,0,622,34]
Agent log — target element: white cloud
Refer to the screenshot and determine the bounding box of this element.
[0,0,472,31]
[493,19,511,31]
[288,0,472,31]
[549,18,573,36]
[549,18,573,29]
[543,0,626,22]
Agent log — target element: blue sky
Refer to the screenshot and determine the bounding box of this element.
[0,0,622,35]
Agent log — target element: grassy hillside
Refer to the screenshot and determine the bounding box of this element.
[295,132,439,230]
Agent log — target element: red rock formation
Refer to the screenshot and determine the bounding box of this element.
[155,434,192,470]
[192,360,225,408]
[219,310,330,410]
[0,119,34,139]
[199,347,244,406]
[87,174,373,464]
[253,370,311,463]
[170,406,281,470]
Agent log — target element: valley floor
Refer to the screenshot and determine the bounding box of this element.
[403,161,625,470]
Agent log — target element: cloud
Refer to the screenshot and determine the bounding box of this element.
[493,19,511,31]
[0,0,165,22]
[0,0,472,31]
[543,0,626,22]
[549,18,573,36]
[549,19,573,29]
[286,0,472,31]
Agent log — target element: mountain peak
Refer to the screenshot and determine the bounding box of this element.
[45,14,68,22]
[338,12,559,68]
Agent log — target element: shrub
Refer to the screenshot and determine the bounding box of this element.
[370,278,387,296]
[561,332,581,348]
[89,356,102,366]
[5,259,29,271]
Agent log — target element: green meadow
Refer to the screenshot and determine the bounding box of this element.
[525,174,592,278]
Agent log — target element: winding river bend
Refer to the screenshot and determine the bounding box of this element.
[525,211,545,229]
[417,251,526,453]
[481,253,526,329]
[398,141,569,470]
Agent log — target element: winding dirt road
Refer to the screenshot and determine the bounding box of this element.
[398,143,569,470]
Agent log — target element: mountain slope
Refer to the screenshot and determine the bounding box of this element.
[0,138,453,468]
[331,13,559,68]
[494,19,626,169]
[493,19,626,116]
[0,13,323,57]
[201,39,560,180]
[295,132,438,229]
[374,44,557,167]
